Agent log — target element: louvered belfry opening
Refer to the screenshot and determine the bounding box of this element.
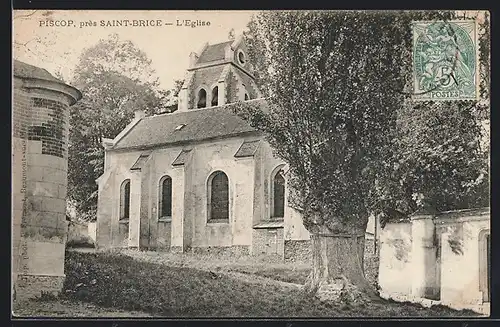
[211,86,219,106]
[197,88,207,108]
[209,171,229,221]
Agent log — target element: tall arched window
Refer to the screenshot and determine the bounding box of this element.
[208,171,229,222]
[211,86,219,107]
[271,167,285,218]
[244,93,249,101]
[197,88,207,108]
[120,179,131,220]
[159,176,172,219]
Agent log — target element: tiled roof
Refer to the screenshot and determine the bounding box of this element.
[234,140,260,158]
[112,99,267,150]
[130,151,152,170]
[197,41,233,64]
[253,220,284,229]
[172,149,192,166]
[13,60,63,83]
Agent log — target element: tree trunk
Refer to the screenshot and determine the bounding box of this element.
[305,232,379,303]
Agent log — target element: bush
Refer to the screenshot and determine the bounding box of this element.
[66,236,95,248]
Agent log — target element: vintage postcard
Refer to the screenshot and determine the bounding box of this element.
[12,10,490,318]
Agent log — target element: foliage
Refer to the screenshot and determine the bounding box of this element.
[238,10,489,233]
[66,237,95,249]
[243,15,268,90]
[67,34,179,221]
[375,11,490,221]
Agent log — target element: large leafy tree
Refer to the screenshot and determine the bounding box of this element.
[375,11,490,222]
[68,34,179,221]
[237,10,489,299]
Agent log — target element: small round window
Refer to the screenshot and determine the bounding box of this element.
[237,50,246,66]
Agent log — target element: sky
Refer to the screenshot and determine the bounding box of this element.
[13,10,258,90]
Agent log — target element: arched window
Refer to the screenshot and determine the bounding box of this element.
[211,86,219,107]
[120,179,131,220]
[159,176,172,219]
[271,167,285,218]
[244,93,249,101]
[197,88,207,108]
[208,171,229,222]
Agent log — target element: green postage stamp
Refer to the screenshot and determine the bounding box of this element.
[413,20,478,101]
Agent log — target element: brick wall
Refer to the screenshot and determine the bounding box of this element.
[13,88,71,244]
[284,240,311,263]
[28,98,68,158]
[191,245,250,256]
[12,69,80,302]
[12,86,31,139]
[252,228,284,257]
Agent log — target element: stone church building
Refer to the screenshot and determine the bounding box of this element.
[96,36,312,259]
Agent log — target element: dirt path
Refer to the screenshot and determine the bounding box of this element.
[120,249,304,290]
[12,299,155,318]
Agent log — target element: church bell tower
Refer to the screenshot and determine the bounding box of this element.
[177,35,261,112]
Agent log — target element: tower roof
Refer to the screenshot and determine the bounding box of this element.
[13,60,64,83]
[13,60,82,104]
[197,41,233,64]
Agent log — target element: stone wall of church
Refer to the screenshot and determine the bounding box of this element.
[187,136,258,249]
[96,149,143,249]
[189,66,225,109]
[233,69,259,100]
[99,135,264,252]
[98,135,319,256]
[258,142,311,241]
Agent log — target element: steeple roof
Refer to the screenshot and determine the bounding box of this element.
[197,41,233,64]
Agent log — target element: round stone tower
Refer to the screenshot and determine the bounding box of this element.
[12,60,81,301]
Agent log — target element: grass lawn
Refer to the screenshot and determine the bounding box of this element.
[58,250,480,318]
[119,246,380,287]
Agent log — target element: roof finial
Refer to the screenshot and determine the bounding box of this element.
[228,28,235,41]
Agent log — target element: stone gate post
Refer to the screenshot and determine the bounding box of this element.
[410,209,439,300]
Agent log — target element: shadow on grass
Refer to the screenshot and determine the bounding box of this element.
[63,251,480,318]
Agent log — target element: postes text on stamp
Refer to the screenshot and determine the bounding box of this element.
[413,20,477,101]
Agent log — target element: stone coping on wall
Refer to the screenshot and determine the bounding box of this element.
[253,220,284,229]
[383,207,490,226]
[434,207,490,223]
